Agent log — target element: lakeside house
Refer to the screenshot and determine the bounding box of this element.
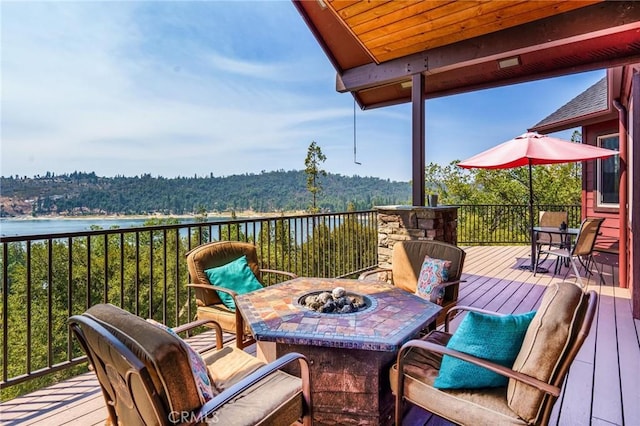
[2,2,640,425]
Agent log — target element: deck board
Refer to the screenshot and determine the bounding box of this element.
[1,246,636,426]
[591,286,624,425]
[554,358,593,425]
[614,288,640,426]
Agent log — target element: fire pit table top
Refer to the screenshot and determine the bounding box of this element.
[235,277,441,351]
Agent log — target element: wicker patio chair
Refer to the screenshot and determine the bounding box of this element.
[390,281,597,426]
[186,241,296,349]
[69,304,312,426]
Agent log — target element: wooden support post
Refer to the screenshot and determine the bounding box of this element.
[411,73,425,207]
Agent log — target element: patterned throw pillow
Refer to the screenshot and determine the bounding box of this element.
[146,319,216,402]
[415,255,452,303]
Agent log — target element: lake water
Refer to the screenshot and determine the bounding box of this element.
[0,217,211,237]
[0,215,350,242]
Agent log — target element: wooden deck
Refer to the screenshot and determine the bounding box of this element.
[1,246,638,426]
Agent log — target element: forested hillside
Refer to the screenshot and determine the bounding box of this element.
[0,170,411,217]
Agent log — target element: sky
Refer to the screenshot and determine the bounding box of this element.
[1,1,606,183]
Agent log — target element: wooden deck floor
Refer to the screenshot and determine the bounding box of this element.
[1,246,638,426]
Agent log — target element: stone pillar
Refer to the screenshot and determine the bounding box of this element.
[375,205,459,268]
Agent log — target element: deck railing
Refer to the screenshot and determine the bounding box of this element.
[0,210,377,399]
[457,204,581,245]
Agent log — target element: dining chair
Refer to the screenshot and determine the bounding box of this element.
[186,241,297,349]
[535,217,605,288]
[536,210,569,267]
[390,281,597,426]
[69,304,312,426]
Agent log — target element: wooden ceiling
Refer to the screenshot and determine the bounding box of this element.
[293,1,640,109]
[327,1,599,64]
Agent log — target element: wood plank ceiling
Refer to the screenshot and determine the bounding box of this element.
[294,0,640,109]
[328,0,599,64]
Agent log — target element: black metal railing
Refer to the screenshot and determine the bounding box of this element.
[0,210,377,399]
[457,204,582,245]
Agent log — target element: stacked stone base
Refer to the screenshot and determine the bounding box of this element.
[375,205,458,267]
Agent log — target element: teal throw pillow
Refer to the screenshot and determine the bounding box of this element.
[434,310,536,389]
[204,255,262,311]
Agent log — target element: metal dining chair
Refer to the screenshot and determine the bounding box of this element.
[535,210,569,268]
[535,217,605,288]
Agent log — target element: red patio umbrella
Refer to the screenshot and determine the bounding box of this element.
[458,131,618,271]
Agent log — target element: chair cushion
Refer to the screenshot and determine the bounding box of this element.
[200,345,302,425]
[196,305,251,335]
[390,331,527,426]
[415,255,451,301]
[434,310,536,389]
[204,255,263,311]
[214,369,303,426]
[507,282,585,423]
[200,345,266,392]
[84,304,202,415]
[399,331,452,376]
[146,319,215,402]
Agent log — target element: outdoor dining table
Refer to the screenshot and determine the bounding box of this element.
[235,277,441,426]
[533,226,580,272]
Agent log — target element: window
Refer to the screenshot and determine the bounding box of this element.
[596,134,619,207]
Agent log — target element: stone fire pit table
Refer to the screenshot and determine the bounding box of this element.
[235,277,441,425]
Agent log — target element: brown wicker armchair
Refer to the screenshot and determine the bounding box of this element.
[186,241,296,349]
[390,281,597,426]
[359,240,466,325]
[69,304,312,426]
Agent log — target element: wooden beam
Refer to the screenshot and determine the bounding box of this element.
[411,73,425,207]
[337,2,640,93]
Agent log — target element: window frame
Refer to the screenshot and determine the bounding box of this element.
[595,132,620,211]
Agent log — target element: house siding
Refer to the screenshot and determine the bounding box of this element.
[582,120,620,250]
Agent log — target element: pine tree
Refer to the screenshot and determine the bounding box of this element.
[304,141,327,213]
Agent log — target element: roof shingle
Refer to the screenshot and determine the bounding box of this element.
[531,76,608,130]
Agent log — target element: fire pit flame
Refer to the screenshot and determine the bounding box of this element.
[299,286,371,314]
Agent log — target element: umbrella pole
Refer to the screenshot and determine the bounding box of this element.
[528,162,536,268]
[519,161,548,272]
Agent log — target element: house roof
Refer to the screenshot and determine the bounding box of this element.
[293,1,640,110]
[529,76,612,133]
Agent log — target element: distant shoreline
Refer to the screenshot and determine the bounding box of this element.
[0,210,306,221]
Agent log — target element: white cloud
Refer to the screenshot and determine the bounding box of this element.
[1,1,368,178]
[205,52,285,80]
